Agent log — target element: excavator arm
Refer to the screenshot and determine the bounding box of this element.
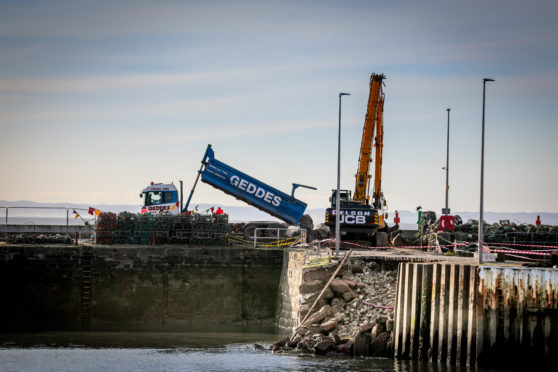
[353,74,385,207]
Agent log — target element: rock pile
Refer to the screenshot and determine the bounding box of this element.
[266,259,398,357]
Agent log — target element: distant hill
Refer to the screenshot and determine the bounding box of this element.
[1,200,557,227]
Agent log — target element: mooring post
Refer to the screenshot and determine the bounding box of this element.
[75,231,78,245]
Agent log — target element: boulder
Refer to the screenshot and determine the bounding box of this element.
[294,326,308,336]
[323,287,335,300]
[303,267,337,282]
[313,339,336,355]
[270,337,289,350]
[342,291,358,302]
[371,322,386,340]
[330,279,353,295]
[337,339,354,355]
[350,263,364,273]
[287,336,302,348]
[370,331,391,357]
[300,289,332,305]
[344,279,359,289]
[330,331,341,344]
[358,323,374,332]
[299,299,326,319]
[299,280,325,294]
[305,325,323,335]
[353,330,371,356]
[301,305,333,327]
[355,280,366,289]
[320,317,339,332]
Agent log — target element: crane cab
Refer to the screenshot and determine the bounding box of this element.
[329,189,353,205]
[140,182,180,214]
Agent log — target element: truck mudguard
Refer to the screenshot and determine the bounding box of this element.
[198,145,307,226]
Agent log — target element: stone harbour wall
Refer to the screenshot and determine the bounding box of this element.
[0,244,283,332]
[275,249,306,333]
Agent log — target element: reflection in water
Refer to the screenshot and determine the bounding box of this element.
[0,332,516,372]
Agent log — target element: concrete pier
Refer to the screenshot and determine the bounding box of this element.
[394,262,558,367]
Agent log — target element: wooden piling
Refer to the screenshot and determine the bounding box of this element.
[394,263,558,367]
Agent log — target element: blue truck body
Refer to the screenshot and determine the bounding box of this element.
[194,145,307,226]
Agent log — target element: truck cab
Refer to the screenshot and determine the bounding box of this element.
[140,182,180,214]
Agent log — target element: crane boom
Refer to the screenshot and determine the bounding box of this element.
[353,74,385,207]
[373,89,384,210]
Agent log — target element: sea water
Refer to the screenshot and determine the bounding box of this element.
[0,332,516,372]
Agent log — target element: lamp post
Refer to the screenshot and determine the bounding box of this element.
[336,92,350,256]
[479,78,494,264]
[444,108,450,216]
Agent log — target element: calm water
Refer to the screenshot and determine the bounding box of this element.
[0,332,515,372]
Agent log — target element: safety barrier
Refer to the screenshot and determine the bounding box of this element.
[228,231,305,248]
[317,238,556,263]
[253,228,306,247]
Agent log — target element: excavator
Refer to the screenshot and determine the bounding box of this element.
[325,74,389,245]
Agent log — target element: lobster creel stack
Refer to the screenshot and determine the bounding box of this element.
[95,212,116,244]
[95,212,231,246]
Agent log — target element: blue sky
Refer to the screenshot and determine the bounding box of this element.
[1,0,557,215]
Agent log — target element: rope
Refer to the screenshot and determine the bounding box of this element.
[362,300,394,310]
[488,248,551,256]
[482,241,558,249]
[331,239,466,250]
[503,253,549,262]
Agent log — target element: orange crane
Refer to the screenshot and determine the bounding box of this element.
[353,73,387,225]
[325,73,388,241]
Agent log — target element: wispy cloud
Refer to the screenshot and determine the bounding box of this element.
[114,119,332,145]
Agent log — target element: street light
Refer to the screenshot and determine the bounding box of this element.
[479,78,494,264]
[336,92,350,256]
[443,108,451,216]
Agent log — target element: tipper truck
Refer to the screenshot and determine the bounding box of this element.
[184,144,315,238]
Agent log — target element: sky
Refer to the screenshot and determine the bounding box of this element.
[1,0,557,215]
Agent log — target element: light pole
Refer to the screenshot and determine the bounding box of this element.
[444,108,450,216]
[479,78,494,264]
[336,92,350,256]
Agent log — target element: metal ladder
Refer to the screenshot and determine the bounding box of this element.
[81,247,93,330]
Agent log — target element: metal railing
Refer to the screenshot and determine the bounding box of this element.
[253,227,306,247]
[1,206,96,236]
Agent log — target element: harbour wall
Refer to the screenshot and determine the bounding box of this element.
[0,245,283,332]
